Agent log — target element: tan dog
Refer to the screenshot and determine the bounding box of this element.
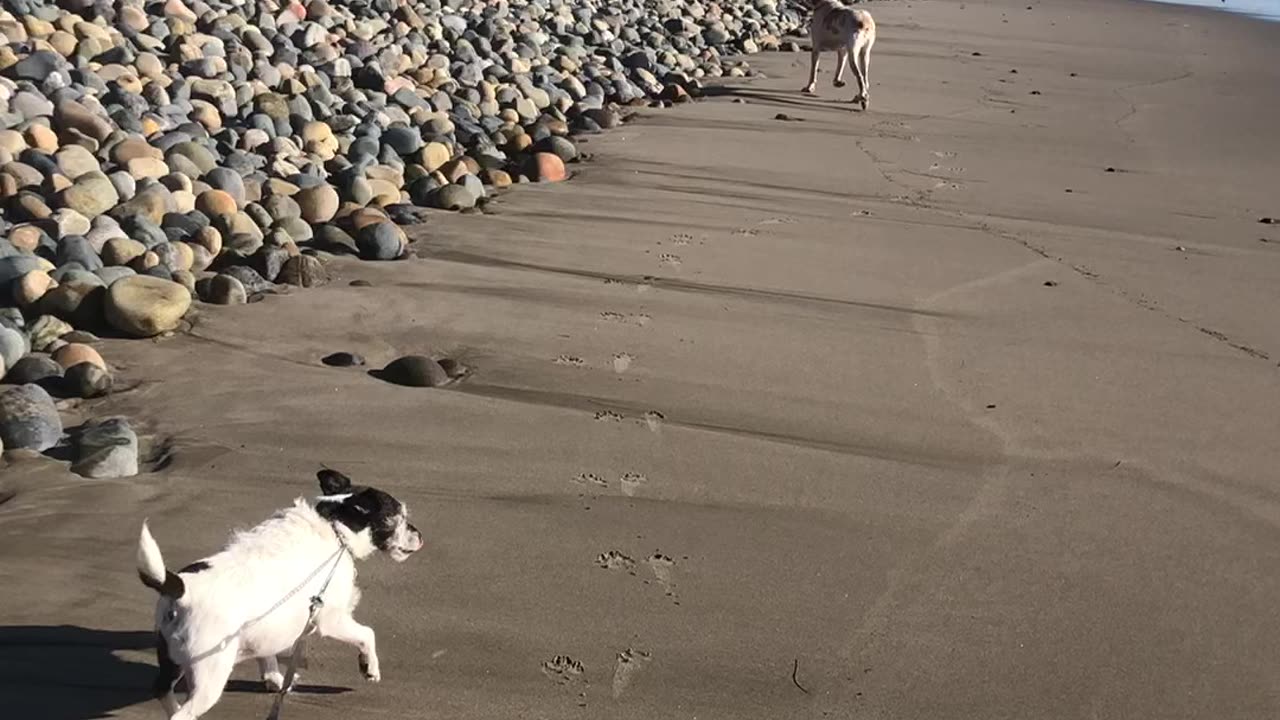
[801,0,876,109]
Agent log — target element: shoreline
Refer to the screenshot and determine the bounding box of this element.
[1143,0,1280,22]
[3,0,1280,718]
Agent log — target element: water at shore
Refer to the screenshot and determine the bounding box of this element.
[1147,0,1280,21]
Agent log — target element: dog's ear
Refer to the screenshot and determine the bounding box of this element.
[318,468,353,495]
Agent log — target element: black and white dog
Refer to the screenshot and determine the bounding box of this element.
[136,469,423,720]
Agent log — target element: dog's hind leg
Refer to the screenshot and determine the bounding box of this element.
[802,45,820,94]
[856,33,874,109]
[258,656,286,693]
[833,47,849,88]
[171,642,237,720]
[316,612,380,682]
[153,635,183,718]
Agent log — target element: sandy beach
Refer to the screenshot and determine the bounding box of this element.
[4,0,1280,717]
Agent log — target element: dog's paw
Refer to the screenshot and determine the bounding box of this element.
[263,671,286,693]
[359,655,381,683]
[800,85,816,95]
[833,79,847,88]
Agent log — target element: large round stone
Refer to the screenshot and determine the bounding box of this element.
[356,222,404,261]
[104,275,192,337]
[295,183,339,223]
[526,152,567,183]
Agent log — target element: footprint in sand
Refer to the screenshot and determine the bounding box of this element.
[612,353,633,373]
[645,552,680,604]
[555,355,586,368]
[641,410,664,432]
[670,232,693,246]
[593,410,624,422]
[758,216,797,225]
[658,253,681,267]
[543,655,588,705]
[573,472,609,488]
[600,311,653,327]
[595,550,638,572]
[611,649,652,699]
[731,227,759,237]
[620,472,646,497]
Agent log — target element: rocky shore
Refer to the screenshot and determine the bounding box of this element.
[0,0,804,472]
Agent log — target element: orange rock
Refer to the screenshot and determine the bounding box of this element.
[196,189,237,219]
[348,207,389,232]
[529,152,567,183]
[53,342,106,371]
[12,269,54,306]
[8,224,43,252]
[482,169,513,189]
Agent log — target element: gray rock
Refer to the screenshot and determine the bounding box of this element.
[377,355,450,388]
[221,265,275,293]
[0,383,62,452]
[0,326,28,370]
[428,184,476,211]
[382,126,423,155]
[64,362,113,399]
[0,256,42,287]
[356,222,404,261]
[198,274,248,305]
[2,355,62,386]
[72,416,138,478]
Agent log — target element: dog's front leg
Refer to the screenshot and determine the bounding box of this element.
[802,46,820,94]
[316,613,380,682]
[258,656,286,693]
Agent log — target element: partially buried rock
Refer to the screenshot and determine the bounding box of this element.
[428,184,476,211]
[377,355,450,387]
[104,275,191,337]
[322,351,366,367]
[526,152,567,183]
[198,274,247,305]
[277,255,328,287]
[71,416,138,478]
[64,362,112,398]
[0,383,63,452]
[356,222,404,261]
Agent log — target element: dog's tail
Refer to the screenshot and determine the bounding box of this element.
[137,521,185,599]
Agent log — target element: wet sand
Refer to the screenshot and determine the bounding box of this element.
[3,0,1280,718]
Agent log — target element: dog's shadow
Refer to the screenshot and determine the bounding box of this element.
[0,625,156,720]
[0,625,350,720]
